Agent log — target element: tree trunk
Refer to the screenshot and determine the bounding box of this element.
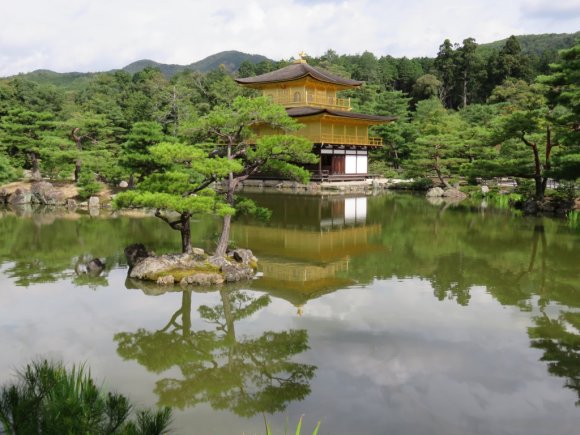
[435,167,451,189]
[215,214,231,257]
[532,175,544,200]
[30,152,41,181]
[71,128,83,183]
[219,287,237,370]
[389,143,400,169]
[462,70,468,108]
[434,155,451,188]
[180,213,192,253]
[215,141,235,257]
[74,159,81,182]
[181,290,192,338]
[521,135,545,200]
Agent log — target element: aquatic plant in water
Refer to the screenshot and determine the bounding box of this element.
[263,415,321,435]
[569,210,580,230]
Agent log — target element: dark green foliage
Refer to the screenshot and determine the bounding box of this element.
[3,77,64,113]
[77,171,102,200]
[371,90,414,170]
[235,197,272,221]
[0,107,55,177]
[407,98,469,187]
[0,360,172,435]
[0,153,19,183]
[119,121,166,182]
[538,43,580,156]
[549,182,578,209]
[514,179,536,198]
[434,39,458,107]
[409,177,434,191]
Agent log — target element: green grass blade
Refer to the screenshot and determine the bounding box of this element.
[295,415,303,435]
[312,421,321,435]
[263,414,272,435]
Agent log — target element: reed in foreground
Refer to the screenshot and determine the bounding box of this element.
[263,415,321,435]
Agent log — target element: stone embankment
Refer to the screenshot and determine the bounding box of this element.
[0,181,107,214]
[1,181,67,206]
[425,187,468,200]
[237,178,394,195]
[125,243,258,287]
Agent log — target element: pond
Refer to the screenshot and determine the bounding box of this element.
[0,193,579,435]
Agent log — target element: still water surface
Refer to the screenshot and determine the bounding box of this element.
[1,193,579,435]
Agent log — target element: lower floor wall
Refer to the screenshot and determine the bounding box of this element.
[250,144,375,181]
[318,146,369,175]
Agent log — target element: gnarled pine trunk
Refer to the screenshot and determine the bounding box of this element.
[215,215,231,257]
[180,213,192,254]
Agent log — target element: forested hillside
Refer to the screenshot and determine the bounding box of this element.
[0,33,578,211]
[9,50,272,87]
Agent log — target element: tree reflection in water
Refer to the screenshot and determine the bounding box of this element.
[418,220,580,407]
[529,311,580,406]
[114,288,316,416]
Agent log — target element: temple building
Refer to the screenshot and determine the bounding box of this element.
[235,54,395,181]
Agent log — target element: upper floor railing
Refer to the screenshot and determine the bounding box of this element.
[267,92,351,111]
[248,132,382,147]
[315,133,382,146]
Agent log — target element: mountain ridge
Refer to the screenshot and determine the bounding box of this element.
[6,32,580,87]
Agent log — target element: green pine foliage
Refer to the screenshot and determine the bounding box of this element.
[77,171,102,200]
[407,98,469,186]
[0,360,172,435]
[0,153,19,183]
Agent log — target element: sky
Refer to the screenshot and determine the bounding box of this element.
[1,0,580,77]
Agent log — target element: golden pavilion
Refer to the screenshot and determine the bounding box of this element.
[235,54,395,181]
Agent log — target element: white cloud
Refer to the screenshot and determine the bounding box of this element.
[1,0,579,76]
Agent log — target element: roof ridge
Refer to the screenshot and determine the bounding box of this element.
[235,62,362,87]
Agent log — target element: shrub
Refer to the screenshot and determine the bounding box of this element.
[77,171,102,200]
[235,197,272,221]
[569,211,580,230]
[0,154,20,184]
[546,182,577,212]
[368,160,400,178]
[514,179,535,199]
[0,360,172,435]
[409,177,434,191]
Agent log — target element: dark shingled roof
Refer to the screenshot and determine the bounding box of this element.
[235,62,363,87]
[286,107,396,123]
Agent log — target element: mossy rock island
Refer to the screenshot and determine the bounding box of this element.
[125,244,258,287]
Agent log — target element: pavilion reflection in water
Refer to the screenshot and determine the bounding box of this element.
[233,194,382,311]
